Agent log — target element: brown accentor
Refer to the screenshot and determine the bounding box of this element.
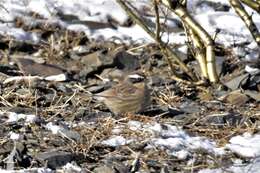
[94,76,151,115]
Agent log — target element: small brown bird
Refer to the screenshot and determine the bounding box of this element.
[94,78,151,115]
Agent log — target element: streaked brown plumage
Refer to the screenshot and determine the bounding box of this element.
[94,80,151,115]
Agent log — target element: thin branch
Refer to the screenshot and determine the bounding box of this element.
[153,0,161,42]
[240,0,260,13]
[160,0,219,83]
[229,0,260,46]
[116,0,196,82]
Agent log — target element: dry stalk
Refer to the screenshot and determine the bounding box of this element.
[126,43,153,54]
[184,24,208,79]
[240,0,260,12]
[116,0,197,83]
[73,117,116,153]
[229,0,260,46]
[153,0,161,42]
[0,95,13,107]
[160,0,219,83]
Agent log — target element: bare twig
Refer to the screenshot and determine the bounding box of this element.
[160,0,218,83]
[240,0,260,13]
[229,0,260,46]
[153,0,161,42]
[116,0,197,82]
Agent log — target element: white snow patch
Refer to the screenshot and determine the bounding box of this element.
[226,132,260,157]
[3,76,42,84]
[127,120,142,131]
[245,65,260,74]
[0,167,53,173]
[0,0,151,43]
[111,125,124,134]
[0,24,40,43]
[4,74,67,84]
[45,122,62,134]
[0,0,259,48]
[110,122,225,160]
[3,111,37,123]
[195,12,256,46]
[62,162,82,172]
[9,132,21,140]
[173,150,189,160]
[44,73,67,82]
[177,45,188,54]
[145,123,225,159]
[101,135,130,147]
[199,157,260,173]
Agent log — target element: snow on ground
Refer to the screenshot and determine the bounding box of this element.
[4,117,260,172]
[1,0,259,46]
[0,0,260,172]
[1,111,37,123]
[202,134,260,172]
[0,168,53,173]
[103,121,226,160]
[0,0,154,43]
[199,157,260,173]
[4,111,260,172]
[227,133,260,158]
[0,0,259,58]
[102,121,260,172]
[0,0,259,66]
[0,163,81,173]
[100,120,260,172]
